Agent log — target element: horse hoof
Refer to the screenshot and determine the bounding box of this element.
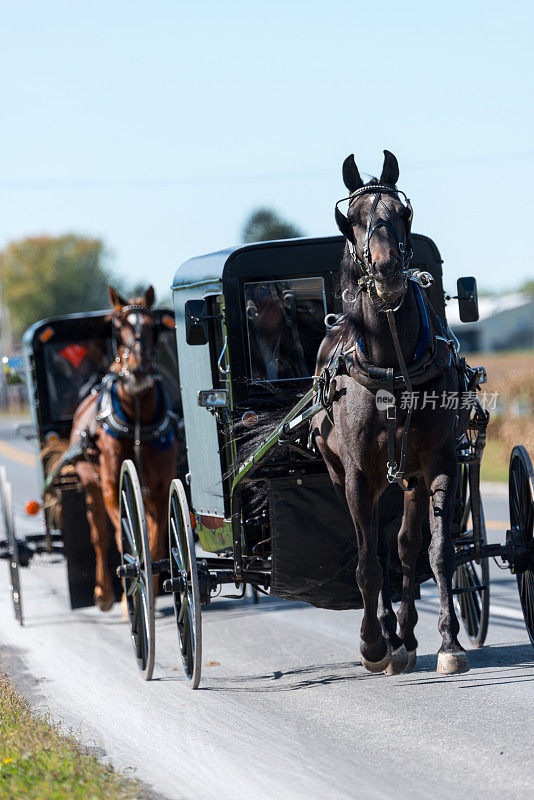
[360,650,391,673]
[437,651,470,675]
[403,650,417,673]
[94,594,114,612]
[383,644,409,675]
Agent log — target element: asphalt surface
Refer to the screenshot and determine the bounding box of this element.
[0,421,532,800]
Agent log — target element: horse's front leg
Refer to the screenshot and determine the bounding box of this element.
[377,525,409,674]
[345,471,390,672]
[424,454,468,674]
[396,480,428,672]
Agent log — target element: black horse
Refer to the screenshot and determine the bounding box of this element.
[313,151,468,675]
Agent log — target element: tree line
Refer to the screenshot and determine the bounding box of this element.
[0,208,303,344]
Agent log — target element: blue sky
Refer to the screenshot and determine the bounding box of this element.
[1,0,532,300]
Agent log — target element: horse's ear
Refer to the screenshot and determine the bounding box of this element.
[108,286,128,310]
[335,206,355,243]
[144,285,155,309]
[342,154,364,193]
[380,150,399,186]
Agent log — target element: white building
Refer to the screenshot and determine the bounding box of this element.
[448,292,534,353]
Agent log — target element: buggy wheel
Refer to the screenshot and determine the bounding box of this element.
[453,463,490,647]
[119,460,155,680]
[168,479,201,689]
[0,467,23,626]
[509,446,534,646]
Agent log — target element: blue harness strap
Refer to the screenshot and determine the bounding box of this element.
[355,281,432,364]
[102,380,175,451]
[412,282,431,362]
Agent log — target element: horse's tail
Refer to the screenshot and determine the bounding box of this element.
[41,439,76,528]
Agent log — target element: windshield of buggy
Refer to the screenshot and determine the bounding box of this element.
[244,277,327,385]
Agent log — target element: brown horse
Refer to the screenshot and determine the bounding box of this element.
[45,286,181,610]
[313,151,467,676]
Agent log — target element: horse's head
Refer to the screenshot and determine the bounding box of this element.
[108,285,158,395]
[335,150,413,309]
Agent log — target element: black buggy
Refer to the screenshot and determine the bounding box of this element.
[0,308,180,625]
[115,234,533,686]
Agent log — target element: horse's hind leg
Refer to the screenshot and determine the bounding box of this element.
[377,526,409,675]
[84,480,114,612]
[397,481,428,672]
[345,472,390,672]
[424,456,469,674]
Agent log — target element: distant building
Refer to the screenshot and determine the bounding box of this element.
[448,292,534,353]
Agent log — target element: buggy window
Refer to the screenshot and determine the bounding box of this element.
[44,338,111,420]
[244,277,326,384]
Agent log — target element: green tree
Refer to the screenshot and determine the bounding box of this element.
[520,279,534,296]
[242,207,304,243]
[1,234,113,339]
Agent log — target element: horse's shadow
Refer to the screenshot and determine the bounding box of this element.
[196,642,534,693]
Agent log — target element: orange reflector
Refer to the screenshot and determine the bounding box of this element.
[39,327,55,343]
[161,314,175,329]
[189,512,197,529]
[242,411,258,428]
[25,500,41,516]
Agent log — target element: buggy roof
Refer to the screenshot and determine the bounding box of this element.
[22,309,111,349]
[172,234,442,289]
[22,308,174,351]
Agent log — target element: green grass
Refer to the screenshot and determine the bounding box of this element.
[480,438,509,483]
[0,673,142,800]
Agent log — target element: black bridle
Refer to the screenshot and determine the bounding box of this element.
[112,304,159,377]
[334,183,435,304]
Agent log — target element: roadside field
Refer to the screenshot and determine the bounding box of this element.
[0,673,142,800]
[473,348,534,482]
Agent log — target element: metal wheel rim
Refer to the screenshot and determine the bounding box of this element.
[0,467,23,626]
[168,479,201,689]
[509,446,534,645]
[119,460,155,680]
[454,464,489,647]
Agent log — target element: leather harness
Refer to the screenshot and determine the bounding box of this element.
[328,182,461,491]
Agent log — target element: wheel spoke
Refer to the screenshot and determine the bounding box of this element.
[170,518,185,573]
[121,491,137,555]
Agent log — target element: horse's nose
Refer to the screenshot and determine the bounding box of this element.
[372,255,402,282]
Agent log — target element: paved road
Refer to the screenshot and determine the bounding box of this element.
[0,422,532,800]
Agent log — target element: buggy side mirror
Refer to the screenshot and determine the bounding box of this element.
[457,277,479,323]
[184,300,209,345]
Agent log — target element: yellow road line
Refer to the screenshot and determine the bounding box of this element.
[0,436,37,468]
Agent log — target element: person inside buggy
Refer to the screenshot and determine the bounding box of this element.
[245,277,326,385]
[45,338,110,419]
